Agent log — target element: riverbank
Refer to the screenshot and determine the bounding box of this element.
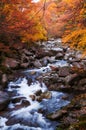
[0,39,86,129]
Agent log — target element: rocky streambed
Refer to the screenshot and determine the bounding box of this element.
[0,39,86,130]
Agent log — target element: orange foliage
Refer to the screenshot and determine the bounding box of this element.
[0,0,86,53]
[51,0,86,52]
[0,0,47,44]
[39,0,86,53]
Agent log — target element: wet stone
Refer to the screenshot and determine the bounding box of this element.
[21,99,30,106]
[35,90,42,96]
[47,110,67,120]
[55,52,64,59]
[33,60,42,68]
[59,66,70,77]
[0,91,10,111]
[40,91,52,99]
[29,95,36,101]
[36,91,52,102]
[11,97,25,104]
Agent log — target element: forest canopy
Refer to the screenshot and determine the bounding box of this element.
[0,0,86,52]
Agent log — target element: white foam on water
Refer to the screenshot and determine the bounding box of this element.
[0,117,8,130]
[8,78,47,100]
[51,60,68,67]
[7,78,47,119]
[24,66,51,74]
[8,102,15,108]
[2,61,69,130]
[11,101,42,117]
[51,47,63,51]
[17,80,47,98]
[11,111,54,130]
[51,91,63,97]
[5,123,42,130]
[24,60,68,75]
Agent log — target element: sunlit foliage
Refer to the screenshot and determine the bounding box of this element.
[57,0,86,52]
[0,0,47,44]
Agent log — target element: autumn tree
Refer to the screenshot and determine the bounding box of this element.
[38,0,62,38]
[39,0,86,52]
[54,0,86,52]
[0,0,47,44]
[62,0,86,52]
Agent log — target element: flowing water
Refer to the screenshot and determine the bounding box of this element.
[0,40,70,130]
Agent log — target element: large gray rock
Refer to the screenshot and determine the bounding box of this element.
[33,60,42,68]
[0,91,10,111]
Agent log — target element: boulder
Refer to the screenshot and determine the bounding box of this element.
[20,62,29,69]
[40,57,49,66]
[35,90,42,96]
[65,73,79,85]
[33,60,42,68]
[47,110,67,120]
[59,66,70,77]
[29,95,36,101]
[55,52,64,59]
[0,91,10,111]
[11,97,25,104]
[21,99,30,107]
[50,65,59,71]
[78,78,86,87]
[21,53,29,63]
[48,56,55,63]
[22,49,33,56]
[2,58,19,69]
[35,49,52,58]
[40,91,52,99]
[37,91,52,102]
[71,62,82,69]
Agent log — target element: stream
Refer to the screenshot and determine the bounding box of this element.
[0,39,70,130]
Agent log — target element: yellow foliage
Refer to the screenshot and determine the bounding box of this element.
[21,24,47,42]
[62,29,86,52]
